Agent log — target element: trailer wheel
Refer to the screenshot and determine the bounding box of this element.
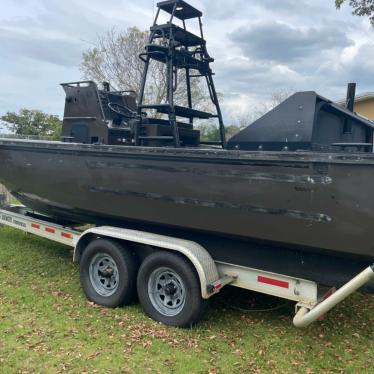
[137,251,207,327]
[80,239,136,308]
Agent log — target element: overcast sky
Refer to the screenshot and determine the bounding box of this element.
[1,0,373,121]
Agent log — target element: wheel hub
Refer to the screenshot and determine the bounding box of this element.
[164,283,177,296]
[99,267,114,278]
[89,253,119,297]
[148,267,186,317]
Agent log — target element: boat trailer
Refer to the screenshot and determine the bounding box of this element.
[1,205,373,328]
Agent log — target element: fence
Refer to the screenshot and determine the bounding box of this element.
[0,134,53,141]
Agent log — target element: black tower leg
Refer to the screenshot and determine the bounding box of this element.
[136,56,151,146]
[167,56,180,147]
[186,68,193,125]
[138,57,150,110]
[206,73,226,148]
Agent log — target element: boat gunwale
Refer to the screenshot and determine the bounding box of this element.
[1,138,374,165]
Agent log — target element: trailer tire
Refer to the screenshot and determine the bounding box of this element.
[80,239,137,308]
[137,251,207,327]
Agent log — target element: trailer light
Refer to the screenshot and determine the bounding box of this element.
[213,282,222,290]
[31,223,40,229]
[258,276,289,289]
[61,232,73,239]
[45,227,55,234]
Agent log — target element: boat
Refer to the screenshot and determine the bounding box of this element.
[0,0,373,292]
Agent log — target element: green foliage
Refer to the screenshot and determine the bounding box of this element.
[199,123,221,142]
[199,123,243,142]
[1,109,62,140]
[335,0,374,24]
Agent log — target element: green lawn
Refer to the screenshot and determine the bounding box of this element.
[0,226,373,373]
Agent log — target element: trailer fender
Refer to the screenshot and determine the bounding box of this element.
[74,226,220,299]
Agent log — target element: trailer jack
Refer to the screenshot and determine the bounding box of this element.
[293,264,374,328]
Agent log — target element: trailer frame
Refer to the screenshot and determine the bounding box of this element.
[1,205,373,328]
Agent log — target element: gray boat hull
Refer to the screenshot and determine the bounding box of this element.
[0,139,374,261]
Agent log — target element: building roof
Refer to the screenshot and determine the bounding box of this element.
[337,92,374,105]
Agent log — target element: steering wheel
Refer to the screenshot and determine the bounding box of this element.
[108,102,137,119]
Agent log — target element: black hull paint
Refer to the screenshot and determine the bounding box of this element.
[1,139,374,263]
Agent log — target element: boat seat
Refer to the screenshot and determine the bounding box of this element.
[139,104,214,119]
[143,44,210,73]
[137,117,199,147]
[142,117,193,129]
[157,0,202,20]
[150,23,205,47]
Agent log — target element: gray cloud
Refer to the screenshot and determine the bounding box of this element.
[203,0,340,25]
[347,43,374,84]
[229,22,353,63]
[215,58,302,99]
[0,0,154,68]
[0,0,374,118]
[0,28,83,67]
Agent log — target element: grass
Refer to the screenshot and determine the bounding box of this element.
[0,226,373,373]
[8,196,20,205]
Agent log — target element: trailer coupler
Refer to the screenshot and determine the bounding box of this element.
[293,264,374,328]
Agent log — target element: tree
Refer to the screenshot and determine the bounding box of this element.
[1,109,62,139]
[335,0,374,25]
[255,88,294,118]
[198,122,245,142]
[80,27,208,108]
[199,89,295,142]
